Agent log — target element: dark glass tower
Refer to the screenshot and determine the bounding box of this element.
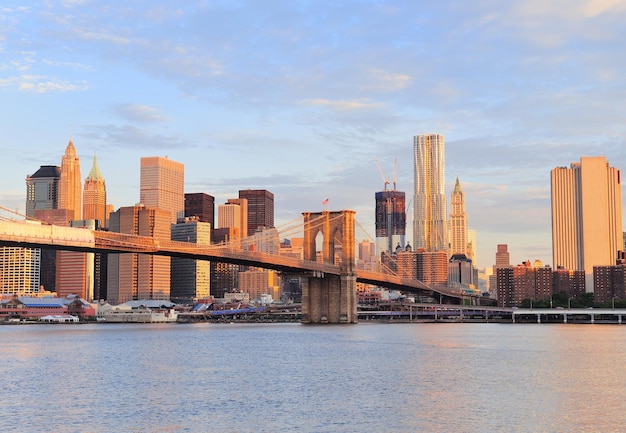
[375,190,406,254]
[238,189,274,237]
[184,193,215,227]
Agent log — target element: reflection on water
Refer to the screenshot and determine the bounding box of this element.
[1,323,625,432]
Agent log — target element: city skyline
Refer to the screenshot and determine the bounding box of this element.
[2,2,626,268]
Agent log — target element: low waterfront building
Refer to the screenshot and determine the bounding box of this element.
[0,295,96,322]
[103,300,177,323]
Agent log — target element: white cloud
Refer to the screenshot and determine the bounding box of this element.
[0,75,88,92]
[582,0,626,17]
[361,69,411,92]
[302,98,385,111]
[114,104,170,123]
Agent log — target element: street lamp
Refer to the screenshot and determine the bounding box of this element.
[568,297,573,309]
[612,296,617,310]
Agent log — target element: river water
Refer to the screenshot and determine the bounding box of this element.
[1,322,625,432]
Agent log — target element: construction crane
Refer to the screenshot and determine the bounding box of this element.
[375,158,390,191]
[392,157,397,191]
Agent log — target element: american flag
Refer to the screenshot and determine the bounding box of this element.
[322,198,329,205]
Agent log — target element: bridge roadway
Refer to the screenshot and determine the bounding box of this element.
[0,219,476,303]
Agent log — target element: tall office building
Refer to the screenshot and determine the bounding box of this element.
[449,177,468,257]
[107,205,171,304]
[170,218,211,304]
[140,156,185,223]
[184,193,214,226]
[83,154,107,228]
[24,166,60,294]
[0,247,40,295]
[55,220,97,300]
[489,244,510,297]
[551,156,623,292]
[25,165,60,217]
[375,190,406,254]
[413,134,447,252]
[218,202,243,237]
[227,198,248,239]
[58,137,82,220]
[238,189,274,237]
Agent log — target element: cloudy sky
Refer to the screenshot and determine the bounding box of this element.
[1,0,625,268]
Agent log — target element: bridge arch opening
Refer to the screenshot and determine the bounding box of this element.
[314,231,323,262]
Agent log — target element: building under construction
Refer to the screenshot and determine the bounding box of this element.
[374,159,407,255]
[375,190,406,254]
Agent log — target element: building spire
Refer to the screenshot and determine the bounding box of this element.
[66,135,77,156]
[87,153,103,180]
[454,176,461,193]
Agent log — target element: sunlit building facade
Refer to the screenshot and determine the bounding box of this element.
[413,134,447,252]
[0,247,40,295]
[58,137,82,220]
[218,202,243,238]
[239,269,280,301]
[107,205,171,304]
[227,198,248,239]
[83,154,107,228]
[449,177,468,257]
[551,156,623,292]
[497,261,552,307]
[140,156,185,223]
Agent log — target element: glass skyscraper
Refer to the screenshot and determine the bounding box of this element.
[413,133,447,252]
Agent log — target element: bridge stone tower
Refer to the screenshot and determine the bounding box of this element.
[301,210,357,324]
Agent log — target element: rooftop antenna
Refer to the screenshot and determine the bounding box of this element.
[393,157,397,191]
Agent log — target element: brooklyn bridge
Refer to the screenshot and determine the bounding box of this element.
[0,207,492,324]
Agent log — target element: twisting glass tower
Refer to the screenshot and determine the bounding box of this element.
[413,133,447,252]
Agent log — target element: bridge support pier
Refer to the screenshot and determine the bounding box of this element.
[301,274,357,324]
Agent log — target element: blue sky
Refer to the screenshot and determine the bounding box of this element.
[1,0,625,269]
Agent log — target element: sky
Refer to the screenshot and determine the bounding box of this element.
[1,0,626,269]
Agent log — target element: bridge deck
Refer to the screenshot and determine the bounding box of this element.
[0,219,476,301]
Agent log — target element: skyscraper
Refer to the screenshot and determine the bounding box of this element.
[170,218,212,304]
[58,137,82,220]
[83,153,107,228]
[25,165,60,217]
[0,247,40,295]
[140,156,184,223]
[184,192,214,226]
[24,165,60,293]
[227,198,248,239]
[375,190,406,254]
[238,189,274,237]
[218,202,243,236]
[107,205,172,304]
[413,134,447,252]
[490,244,510,297]
[551,156,623,292]
[55,219,96,300]
[449,177,468,257]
